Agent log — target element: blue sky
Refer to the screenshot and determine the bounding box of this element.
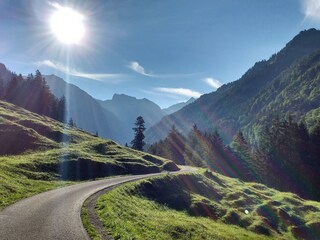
[0,0,320,108]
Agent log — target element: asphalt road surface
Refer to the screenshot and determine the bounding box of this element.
[0,167,194,240]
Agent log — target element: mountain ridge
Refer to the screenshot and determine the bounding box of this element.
[44,75,126,142]
[162,97,195,115]
[98,93,166,144]
[146,28,320,143]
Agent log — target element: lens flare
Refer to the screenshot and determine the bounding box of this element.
[50,6,85,44]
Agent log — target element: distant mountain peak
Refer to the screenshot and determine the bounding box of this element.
[284,28,320,49]
[186,97,196,104]
[112,93,137,101]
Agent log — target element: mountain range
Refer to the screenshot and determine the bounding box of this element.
[146,28,320,144]
[45,76,195,144]
[2,29,319,147]
[44,75,124,142]
[97,94,166,144]
[0,72,190,144]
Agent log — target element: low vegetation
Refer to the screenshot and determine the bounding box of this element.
[93,170,320,239]
[0,100,178,209]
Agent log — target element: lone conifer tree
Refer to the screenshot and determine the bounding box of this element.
[68,117,75,127]
[131,116,146,151]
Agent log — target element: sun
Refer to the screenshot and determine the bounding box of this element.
[50,6,85,44]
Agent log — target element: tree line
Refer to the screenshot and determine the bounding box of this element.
[148,116,320,201]
[239,116,320,200]
[0,70,66,122]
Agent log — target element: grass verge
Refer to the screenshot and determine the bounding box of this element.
[89,170,320,240]
[82,201,101,240]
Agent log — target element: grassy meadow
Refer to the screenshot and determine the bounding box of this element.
[0,100,177,209]
[93,170,320,240]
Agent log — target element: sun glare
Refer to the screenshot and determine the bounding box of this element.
[50,6,85,44]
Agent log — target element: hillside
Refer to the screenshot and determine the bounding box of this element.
[163,97,195,115]
[0,63,13,85]
[146,29,320,143]
[98,94,166,144]
[89,170,320,239]
[0,100,178,209]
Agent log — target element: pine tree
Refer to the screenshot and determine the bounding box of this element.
[230,131,254,180]
[184,124,207,167]
[131,116,146,151]
[165,125,186,165]
[68,117,75,127]
[57,96,66,123]
[4,75,22,103]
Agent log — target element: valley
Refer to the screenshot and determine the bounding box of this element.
[0,2,320,238]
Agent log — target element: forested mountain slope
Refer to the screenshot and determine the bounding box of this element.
[146,29,320,143]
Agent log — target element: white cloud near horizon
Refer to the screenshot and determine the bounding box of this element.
[35,60,124,82]
[128,61,205,78]
[155,87,202,98]
[301,0,320,21]
[204,77,222,89]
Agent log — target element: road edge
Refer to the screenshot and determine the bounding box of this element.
[81,166,197,240]
[81,174,164,240]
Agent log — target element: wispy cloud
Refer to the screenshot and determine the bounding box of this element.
[128,61,153,77]
[35,60,124,82]
[155,87,202,98]
[301,0,320,21]
[128,61,204,78]
[204,77,222,89]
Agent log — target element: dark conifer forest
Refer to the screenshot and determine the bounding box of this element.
[0,70,66,122]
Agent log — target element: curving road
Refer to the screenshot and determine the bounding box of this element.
[0,167,195,240]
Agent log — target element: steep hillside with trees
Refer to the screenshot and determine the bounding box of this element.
[146,29,320,144]
[148,116,320,200]
[0,69,66,122]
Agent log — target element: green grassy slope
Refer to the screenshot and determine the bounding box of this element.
[0,100,178,209]
[94,170,320,240]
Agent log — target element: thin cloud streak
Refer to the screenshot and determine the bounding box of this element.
[155,87,202,98]
[204,77,222,89]
[301,0,320,21]
[36,60,125,82]
[128,61,204,78]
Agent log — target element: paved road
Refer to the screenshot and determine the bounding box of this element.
[0,167,195,240]
[0,173,162,240]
